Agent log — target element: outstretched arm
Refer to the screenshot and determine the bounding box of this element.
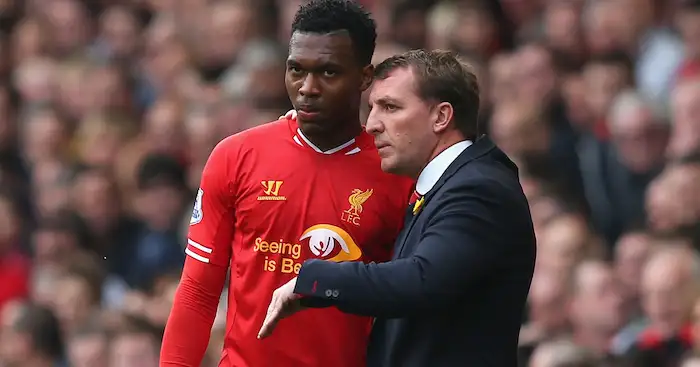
[293,182,509,318]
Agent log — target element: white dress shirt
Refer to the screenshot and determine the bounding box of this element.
[415,140,473,195]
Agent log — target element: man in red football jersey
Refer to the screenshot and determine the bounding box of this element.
[159,1,414,366]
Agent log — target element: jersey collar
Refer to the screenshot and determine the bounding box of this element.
[289,118,370,156]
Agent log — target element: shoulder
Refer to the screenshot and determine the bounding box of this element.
[432,153,531,227]
[644,31,684,64]
[633,324,694,351]
[213,119,289,155]
[0,251,31,275]
[238,118,290,137]
[223,119,288,144]
[610,320,649,355]
[650,30,684,50]
[450,153,523,198]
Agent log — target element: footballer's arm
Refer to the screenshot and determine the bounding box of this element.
[160,141,235,367]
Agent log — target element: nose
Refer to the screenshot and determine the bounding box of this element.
[299,74,320,97]
[365,107,384,135]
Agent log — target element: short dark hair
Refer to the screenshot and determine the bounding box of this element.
[680,0,700,11]
[588,50,634,69]
[13,304,64,359]
[72,164,116,188]
[37,209,92,251]
[391,1,429,28]
[586,50,635,82]
[64,251,107,305]
[136,153,187,191]
[291,0,377,65]
[114,314,164,345]
[374,49,480,140]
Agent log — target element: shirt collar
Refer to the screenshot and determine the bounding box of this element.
[415,140,472,195]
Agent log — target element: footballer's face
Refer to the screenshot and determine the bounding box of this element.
[366,67,441,178]
[286,31,372,134]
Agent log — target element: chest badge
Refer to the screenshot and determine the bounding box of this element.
[341,188,373,226]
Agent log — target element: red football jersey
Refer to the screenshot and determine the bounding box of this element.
[162,118,413,367]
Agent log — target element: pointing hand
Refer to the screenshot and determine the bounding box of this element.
[258,277,304,339]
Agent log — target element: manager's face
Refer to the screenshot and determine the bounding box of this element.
[366,67,438,177]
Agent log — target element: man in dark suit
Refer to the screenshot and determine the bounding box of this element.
[258,49,537,367]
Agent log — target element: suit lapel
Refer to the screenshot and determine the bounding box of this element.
[391,205,416,259]
[395,136,498,258]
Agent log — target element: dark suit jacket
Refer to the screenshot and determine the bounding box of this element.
[295,137,537,367]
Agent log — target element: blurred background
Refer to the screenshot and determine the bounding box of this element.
[0,0,699,366]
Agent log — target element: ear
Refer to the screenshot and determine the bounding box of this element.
[360,64,374,92]
[432,102,454,134]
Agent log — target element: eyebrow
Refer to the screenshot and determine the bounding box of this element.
[286,59,344,70]
[372,96,401,106]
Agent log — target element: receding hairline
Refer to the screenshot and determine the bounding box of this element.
[369,66,428,105]
[608,89,668,130]
[370,65,445,109]
[373,50,477,94]
[643,245,700,282]
[372,49,481,138]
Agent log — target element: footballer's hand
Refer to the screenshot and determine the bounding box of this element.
[278,109,297,120]
[258,277,304,339]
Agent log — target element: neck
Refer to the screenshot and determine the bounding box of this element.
[24,356,55,367]
[300,117,363,152]
[413,132,465,179]
[572,328,614,355]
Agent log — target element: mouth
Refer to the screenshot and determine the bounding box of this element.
[296,105,322,120]
[297,110,320,120]
[375,142,391,153]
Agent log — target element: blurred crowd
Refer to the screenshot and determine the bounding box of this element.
[0,0,699,366]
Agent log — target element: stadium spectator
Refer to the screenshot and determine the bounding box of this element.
[0,302,66,367]
[529,338,599,367]
[66,322,109,367]
[109,316,161,367]
[625,245,700,366]
[682,352,700,367]
[568,260,625,359]
[0,192,29,314]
